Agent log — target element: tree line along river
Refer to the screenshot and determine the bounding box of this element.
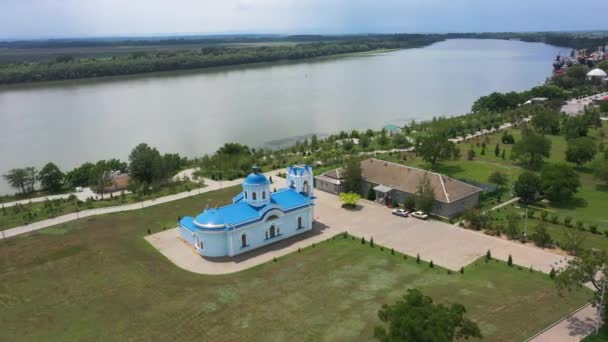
[0,39,562,195]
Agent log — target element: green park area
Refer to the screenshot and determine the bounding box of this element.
[377,124,608,230]
[0,186,591,341]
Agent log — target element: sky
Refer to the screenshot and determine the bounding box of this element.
[1,0,607,39]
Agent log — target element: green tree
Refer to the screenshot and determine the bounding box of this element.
[462,208,489,230]
[89,161,112,199]
[3,167,37,194]
[562,116,589,140]
[339,192,361,209]
[37,162,64,193]
[488,171,508,189]
[530,222,553,248]
[403,196,416,210]
[129,143,168,191]
[541,164,581,203]
[342,158,363,194]
[416,174,435,213]
[65,162,95,188]
[556,249,608,323]
[513,172,541,203]
[494,143,500,157]
[416,134,458,166]
[531,109,561,135]
[374,288,482,342]
[505,211,521,240]
[565,136,597,166]
[592,158,608,185]
[511,129,552,166]
[310,134,319,150]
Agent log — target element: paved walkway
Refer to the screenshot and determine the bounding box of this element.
[0,170,277,240]
[148,189,572,275]
[561,91,608,116]
[490,197,521,211]
[0,187,126,208]
[529,303,598,342]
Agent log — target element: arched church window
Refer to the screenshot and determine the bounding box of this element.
[252,192,257,200]
[244,191,248,199]
[298,217,303,229]
[262,191,266,200]
[290,180,295,189]
[241,234,247,247]
[303,181,309,195]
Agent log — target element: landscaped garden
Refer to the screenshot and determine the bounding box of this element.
[0,186,591,341]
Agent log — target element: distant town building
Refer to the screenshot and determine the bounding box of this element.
[316,159,482,218]
[383,124,401,136]
[104,171,130,193]
[179,165,315,257]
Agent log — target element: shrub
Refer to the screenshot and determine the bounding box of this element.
[298,248,301,253]
[391,248,395,255]
[416,253,421,264]
[343,232,348,238]
[273,257,277,262]
[485,249,492,262]
[380,247,384,252]
[549,268,556,279]
[460,266,464,274]
[540,211,548,221]
[361,236,365,244]
[550,215,559,224]
[507,254,513,267]
[530,222,553,248]
[429,261,434,268]
[590,224,598,234]
[370,237,374,248]
[564,216,573,227]
[575,220,584,230]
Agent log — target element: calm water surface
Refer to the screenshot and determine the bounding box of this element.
[0,39,563,194]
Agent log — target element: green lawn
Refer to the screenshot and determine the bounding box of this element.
[0,186,591,341]
[584,326,608,341]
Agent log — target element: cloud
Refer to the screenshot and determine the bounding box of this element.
[0,0,606,39]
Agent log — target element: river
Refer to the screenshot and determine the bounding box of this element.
[0,39,563,195]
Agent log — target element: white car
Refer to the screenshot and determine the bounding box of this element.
[411,211,429,220]
[392,209,409,217]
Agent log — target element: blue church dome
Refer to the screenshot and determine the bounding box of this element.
[194,209,226,229]
[244,169,269,185]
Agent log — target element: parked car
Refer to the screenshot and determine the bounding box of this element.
[411,211,429,220]
[392,209,409,217]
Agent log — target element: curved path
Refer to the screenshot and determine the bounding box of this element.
[0,170,278,240]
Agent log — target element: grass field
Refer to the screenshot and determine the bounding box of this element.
[0,186,591,341]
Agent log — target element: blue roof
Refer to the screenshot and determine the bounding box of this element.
[194,209,226,228]
[244,172,270,185]
[181,188,312,231]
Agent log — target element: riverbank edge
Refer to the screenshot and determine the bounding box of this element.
[0,47,409,90]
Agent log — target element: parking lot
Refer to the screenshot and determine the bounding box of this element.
[314,190,570,272]
[148,189,570,274]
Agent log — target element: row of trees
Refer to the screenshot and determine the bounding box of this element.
[0,36,444,84]
[2,143,187,196]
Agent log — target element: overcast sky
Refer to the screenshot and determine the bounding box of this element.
[1,0,607,39]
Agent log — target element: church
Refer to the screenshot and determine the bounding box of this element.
[178,165,315,257]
